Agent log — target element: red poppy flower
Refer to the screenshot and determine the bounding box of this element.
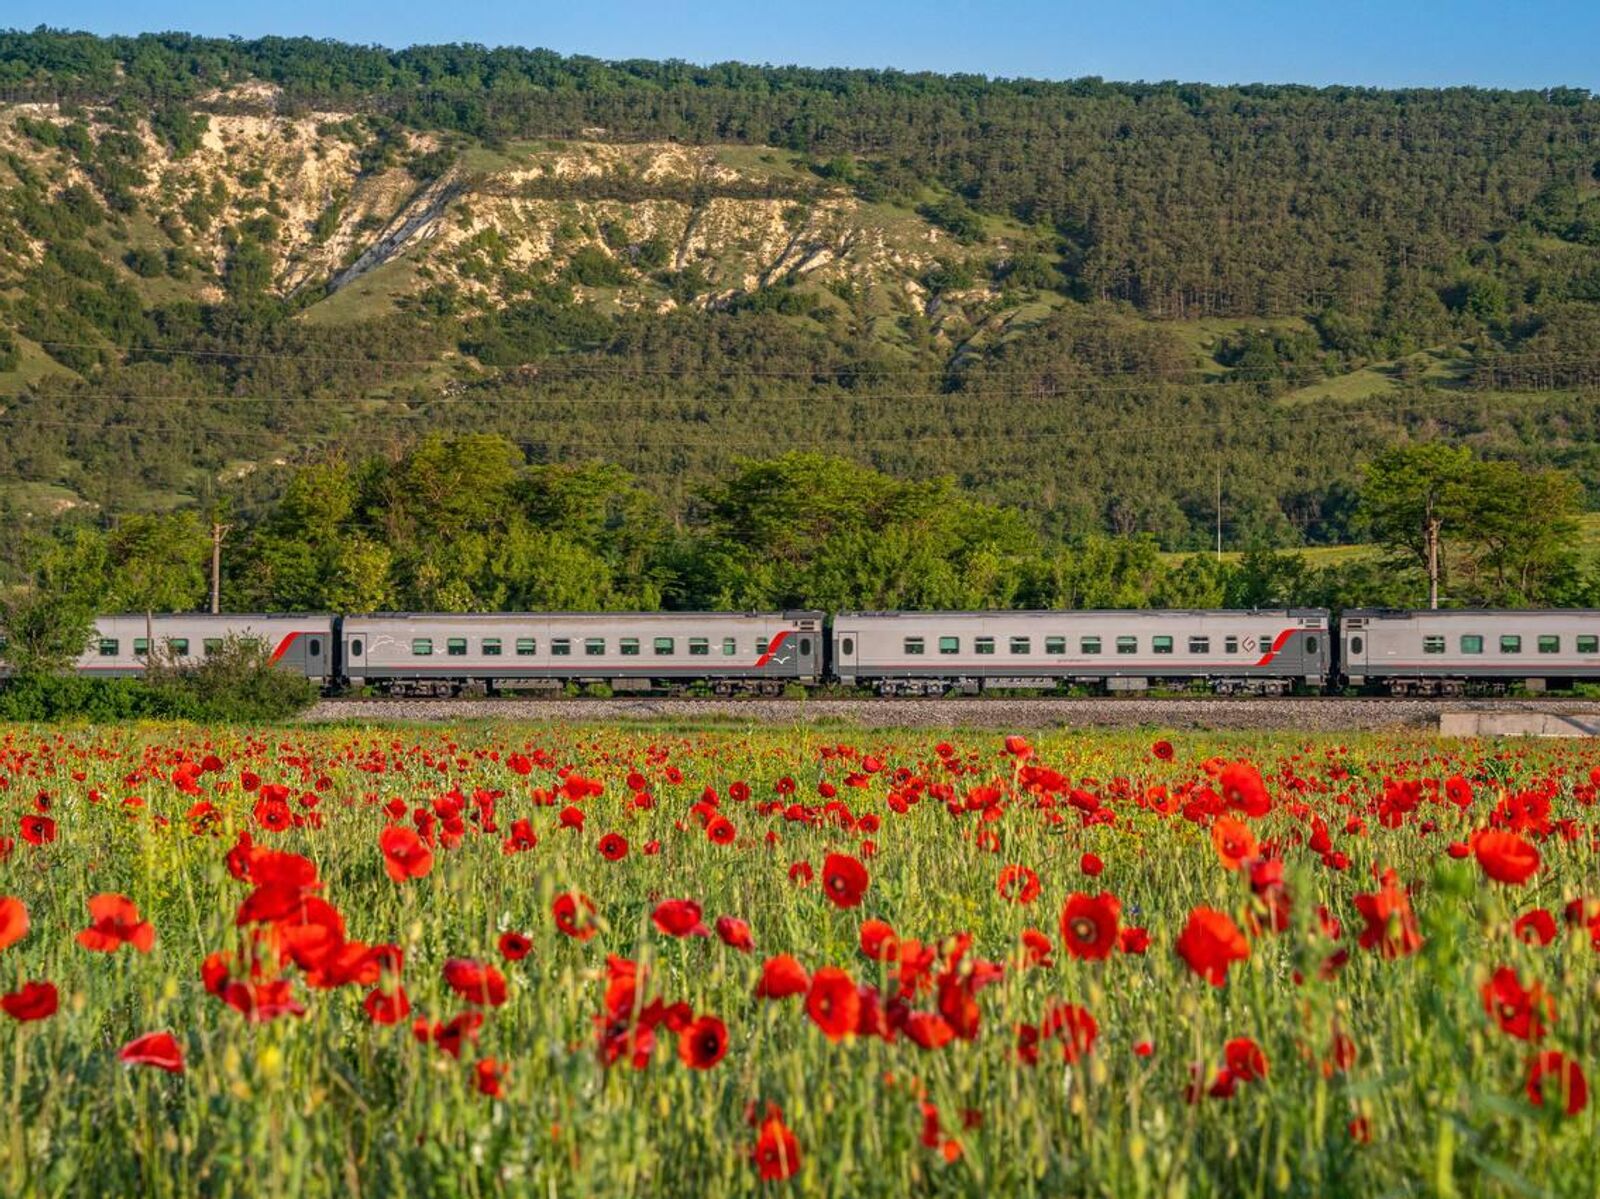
[1152,740,1175,761]
[379,825,434,883]
[1481,967,1553,1041]
[806,966,861,1040]
[1003,735,1033,758]
[1352,869,1424,958]
[597,832,629,861]
[1,980,58,1021]
[996,864,1041,904]
[0,896,28,951]
[715,916,754,952]
[706,815,737,845]
[752,1104,802,1181]
[76,893,156,953]
[1444,775,1473,806]
[363,986,411,1024]
[553,892,598,940]
[1174,907,1250,986]
[443,958,507,1007]
[1224,1037,1268,1082]
[1515,908,1557,946]
[1526,1051,1588,1117]
[498,931,534,961]
[859,919,899,962]
[756,954,809,999]
[678,1014,728,1069]
[1210,816,1258,870]
[1060,892,1121,961]
[1473,829,1540,885]
[1041,1003,1098,1062]
[475,1057,509,1098]
[788,862,814,886]
[1119,926,1151,954]
[1019,928,1054,968]
[119,1031,184,1073]
[1219,761,1271,817]
[19,814,55,846]
[821,853,869,908]
[652,899,709,938]
[432,1011,485,1059]
[1079,853,1104,876]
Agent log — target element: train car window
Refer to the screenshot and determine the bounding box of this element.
[689,638,709,656]
[551,639,572,656]
[904,637,925,655]
[755,637,769,656]
[1259,633,1275,651]
[841,637,855,655]
[1305,636,1319,654]
[1080,637,1101,655]
[1189,636,1210,654]
[586,639,606,656]
[1538,635,1561,654]
[1224,637,1239,653]
[350,640,364,657]
[412,638,434,656]
[1579,635,1599,654]
[1459,635,1484,654]
[1422,636,1445,654]
[722,638,737,655]
[1349,636,1363,655]
[447,638,468,657]
[168,639,190,655]
[1045,636,1066,654]
[1011,637,1031,654]
[516,638,537,656]
[203,638,223,656]
[1116,636,1137,655]
[308,638,321,657]
[133,638,149,656]
[1499,635,1521,654]
[974,637,995,655]
[620,638,640,656]
[939,636,960,655]
[482,638,502,656]
[799,637,812,656]
[1152,636,1173,654]
[654,637,675,655]
[98,638,119,656]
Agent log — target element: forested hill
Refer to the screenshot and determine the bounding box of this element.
[1,28,1599,553]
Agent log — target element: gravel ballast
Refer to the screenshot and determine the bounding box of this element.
[303,696,1600,732]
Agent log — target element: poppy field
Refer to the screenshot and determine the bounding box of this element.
[0,722,1597,1198]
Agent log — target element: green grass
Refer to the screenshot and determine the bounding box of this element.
[0,723,1596,1198]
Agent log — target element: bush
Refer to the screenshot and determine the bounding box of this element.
[144,635,319,722]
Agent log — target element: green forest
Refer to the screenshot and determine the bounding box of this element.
[0,28,1598,590]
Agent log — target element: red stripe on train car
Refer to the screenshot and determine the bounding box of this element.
[754,629,793,668]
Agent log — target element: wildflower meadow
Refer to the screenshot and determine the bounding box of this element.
[0,722,1596,1197]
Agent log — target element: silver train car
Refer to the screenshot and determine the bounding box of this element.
[340,611,826,696]
[69,614,335,681]
[1342,609,1600,694]
[832,609,1331,695]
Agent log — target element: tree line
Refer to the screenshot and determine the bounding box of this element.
[2,439,1592,679]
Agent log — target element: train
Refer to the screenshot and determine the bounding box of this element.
[10,606,1599,697]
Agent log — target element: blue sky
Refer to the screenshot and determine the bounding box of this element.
[6,1,1598,90]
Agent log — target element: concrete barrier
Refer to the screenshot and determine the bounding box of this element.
[1439,712,1600,738]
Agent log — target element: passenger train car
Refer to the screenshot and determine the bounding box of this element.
[67,614,335,683]
[340,611,826,696]
[833,609,1331,695]
[1343,609,1600,695]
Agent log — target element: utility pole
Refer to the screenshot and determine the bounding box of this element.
[1215,462,1223,561]
[209,518,231,615]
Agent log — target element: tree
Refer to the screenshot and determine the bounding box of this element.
[1360,444,1476,609]
[0,529,108,674]
[106,513,208,613]
[1459,463,1583,604]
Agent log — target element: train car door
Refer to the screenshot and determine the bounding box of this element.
[305,632,326,680]
[835,629,859,684]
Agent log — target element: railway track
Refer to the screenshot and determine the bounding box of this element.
[304,695,1600,731]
